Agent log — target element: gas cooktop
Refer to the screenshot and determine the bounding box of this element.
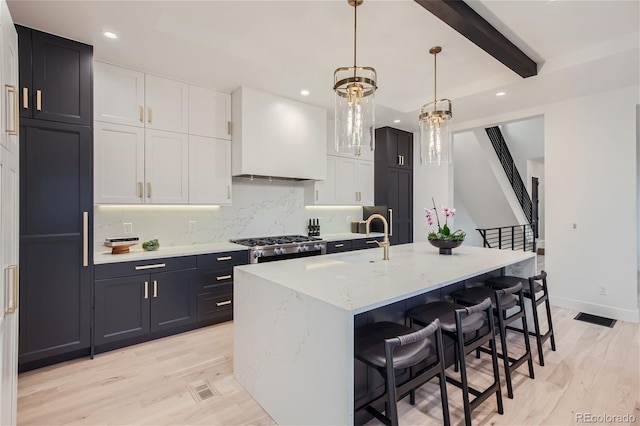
[230,235,327,263]
[230,235,323,248]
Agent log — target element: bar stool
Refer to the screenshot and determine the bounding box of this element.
[406,298,503,426]
[452,282,535,399]
[486,271,556,366]
[354,319,450,426]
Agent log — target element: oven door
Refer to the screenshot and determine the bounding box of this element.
[257,249,323,263]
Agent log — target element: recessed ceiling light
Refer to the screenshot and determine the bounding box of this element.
[393,119,401,123]
[496,91,506,97]
[103,31,118,39]
[300,89,310,96]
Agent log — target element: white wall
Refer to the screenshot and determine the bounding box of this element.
[452,194,483,247]
[431,85,640,323]
[412,132,453,242]
[94,179,362,254]
[500,117,545,184]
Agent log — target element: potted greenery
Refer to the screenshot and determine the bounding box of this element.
[424,198,466,254]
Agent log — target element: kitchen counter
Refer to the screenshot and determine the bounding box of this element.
[94,242,247,265]
[233,243,535,425]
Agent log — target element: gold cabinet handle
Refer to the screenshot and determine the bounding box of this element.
[227,121,232,135]
[5,85,18,135]
[315,189,319,201]
[153,280,158,298]
[134,263,166,270]
[36,90,42,111]
[227,185,231,199]
[216,256,232,261]
[139,105,143,123]
[216,300,232,307]
[216,274,232,281]
[144,281,149,299]
[398,155,402,166]
[147,182,151,198]
[4,265,18,314]
[366,240,377,244]
[138,182,143,198]
[334,243,344,248]
[22,87,28,109]
[82,212,89,267]
[389,208,393,237]
[147,106,152,124]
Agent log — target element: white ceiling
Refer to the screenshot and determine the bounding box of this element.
[7,0,639,133]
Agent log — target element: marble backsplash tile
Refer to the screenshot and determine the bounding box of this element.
[95,179,363,252]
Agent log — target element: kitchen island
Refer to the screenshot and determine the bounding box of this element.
[233,243,535,425]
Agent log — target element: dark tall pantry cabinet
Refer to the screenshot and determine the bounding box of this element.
[374,127,413,246]
[17,25,93,371]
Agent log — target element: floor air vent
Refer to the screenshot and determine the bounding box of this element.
[188,380,219,403]
[574,312,616,328]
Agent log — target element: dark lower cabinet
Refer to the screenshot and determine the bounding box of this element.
[18,119,92,371]
[326,240,353,254]
[351,236,386,250]
[375,127,414,245]
[196,251,248,325]
[94,258,197,350]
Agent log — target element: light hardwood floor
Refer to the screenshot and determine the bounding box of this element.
[17,305,639,425]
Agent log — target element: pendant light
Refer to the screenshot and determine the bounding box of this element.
[419,46,452,165]
[334,0,377,157]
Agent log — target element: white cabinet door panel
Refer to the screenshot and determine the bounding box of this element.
[94,122,145,204]
[189,85,231,140]
[357,161,374,205]
[145,130,188,204]
[1,11,18,155]
[94,62,145,127]
[145,75,188,134]
[335,158,357,205]
[189,136,231,205]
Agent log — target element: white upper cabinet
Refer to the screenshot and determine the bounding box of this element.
[232,86,326,180]
[304,156,337,205]
[189,136,231,205]
[357,160,374,205]
[94,62,145,127]
[144,74,188,134]
[94,122,145,204]
[189,85,231,140]
[144,130,189,204]
[0,2,18,155]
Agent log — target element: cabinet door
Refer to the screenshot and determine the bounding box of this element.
[16,25,32,121]
[357,161,374,205]
[30,30,92,125]
[144,130,188,204]
[94,62,145,127]
[94,122,145,204]
[1,13,18,155]
[189,85,231,140]
[19,121,92,365]
[387,169,413,245]
[145,74,188,133]
[150,269,197,333]
[0,142,18,426]
[335,158,357,205]
[94,276,151,345]
[188,136,231,205]
[315,156,337,205]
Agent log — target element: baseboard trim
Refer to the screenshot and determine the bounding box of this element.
[552,296,640,323]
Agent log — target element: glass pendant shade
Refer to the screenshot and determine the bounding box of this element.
[419,46,452,165]
[419,100,452,165]
[334,67,376,156]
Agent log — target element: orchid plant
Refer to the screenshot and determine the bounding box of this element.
[424,198,466,241]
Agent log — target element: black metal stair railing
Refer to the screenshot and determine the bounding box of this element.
[485,126,533,227]
[477,225,536,252]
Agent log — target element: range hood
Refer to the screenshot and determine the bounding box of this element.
[231,87,327,181]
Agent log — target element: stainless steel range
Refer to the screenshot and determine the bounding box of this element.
[230,235,327,263]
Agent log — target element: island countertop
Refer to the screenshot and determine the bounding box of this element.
[235,243,535,315]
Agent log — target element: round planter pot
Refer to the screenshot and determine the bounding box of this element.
[428,239,463,255]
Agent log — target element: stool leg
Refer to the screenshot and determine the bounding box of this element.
[544,293,557,351]
[384,362,399,426]
[497,309,514,399]
[456,333,473,426]
[435,329,451,426]
[530,294,545,366]
[519,301,535,379]
[488,336,504,415]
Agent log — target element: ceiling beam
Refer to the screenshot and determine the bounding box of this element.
[414,0,537,78]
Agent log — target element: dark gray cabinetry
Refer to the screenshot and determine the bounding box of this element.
[196,251,248,325]
[374,127,414,246]
[326,240,353,254]
[94,257,197,349]
[17,26,94,371]
[17,25,92,125]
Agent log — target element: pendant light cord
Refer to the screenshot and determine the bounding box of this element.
[353,2,358,75]
[433,51,437,105]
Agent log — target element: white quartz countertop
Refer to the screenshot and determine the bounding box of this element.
[94,242,248,265]
[321,232,385,241]
[235,243,535,314]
